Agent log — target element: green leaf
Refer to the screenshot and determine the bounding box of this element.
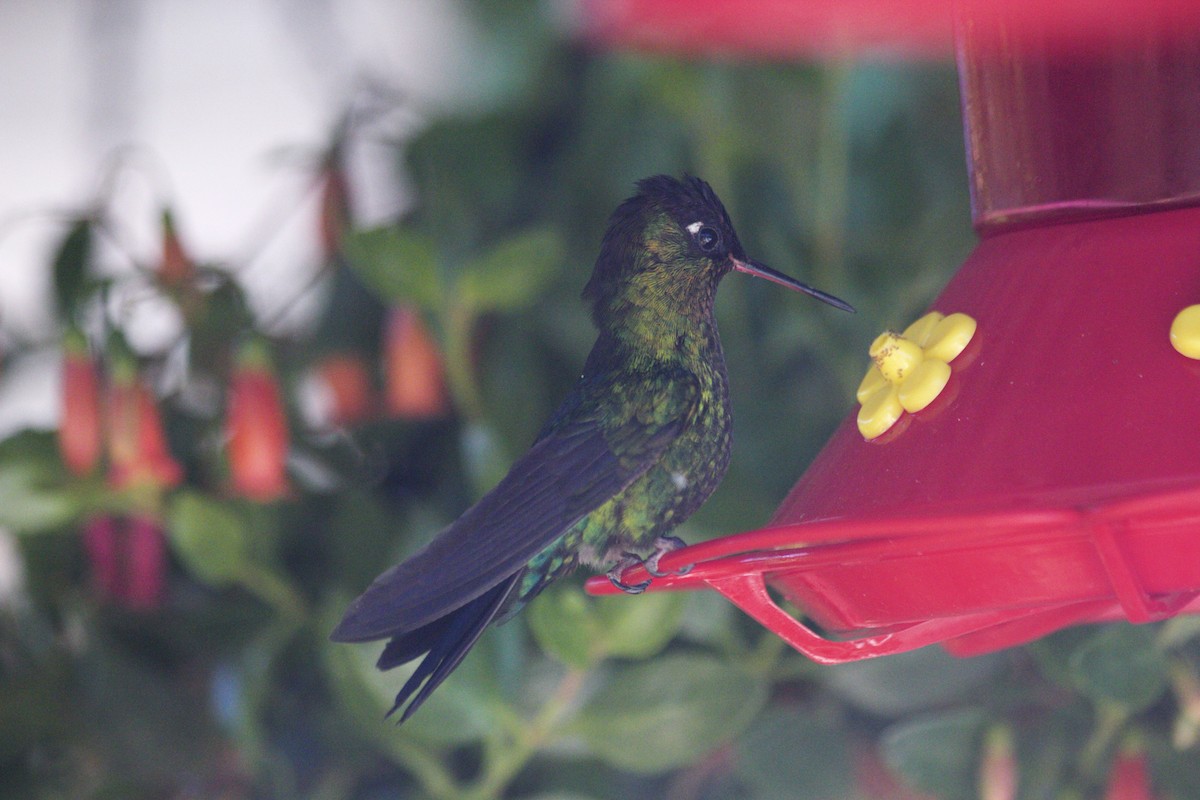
[1069,624,1168,711]
[734,709,854,800]
[343,226,441,309]
[573,653,768,773]
[0,431,82,533]
[827,646,1004,716]
[526,586,596,669]
[1028,625,1103,688]
[591,590,686,661]
[167,492,250,586]
[321,599,500,748]
[51,218,93,320]
[527,585,685,669]
[881,708,988,800]
[187,274,254,375]
[456,228,564,312]
[0,463,80,533]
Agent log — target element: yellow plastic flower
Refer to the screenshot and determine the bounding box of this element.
[1170,305,1200,359]
[856,311,977,439]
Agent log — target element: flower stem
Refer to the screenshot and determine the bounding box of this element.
[238,562,308,625]
[443,302,485,422]
[460,666,588,800]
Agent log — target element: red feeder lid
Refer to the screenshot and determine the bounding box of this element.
[586,4,1200,660]
[582,0,1200,59]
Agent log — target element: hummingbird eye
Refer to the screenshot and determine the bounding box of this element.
[695,226,721,254]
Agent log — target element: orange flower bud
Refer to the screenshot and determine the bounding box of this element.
[158,208,194,289]
[59,329,102,476]
[227,340,289,501]
[384,306,450,419]
[313,352,374,426]
[106,361,183,491]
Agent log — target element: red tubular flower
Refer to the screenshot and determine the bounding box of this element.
[313,352,374,426]
[59,329,102,476]
[106,359,183,491]
[384,306,450,420]
[82,514,166,610]
[1105,743,1157,800]
[227,340,289,501]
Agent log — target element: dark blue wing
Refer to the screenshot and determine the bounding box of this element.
[330,389,688,643]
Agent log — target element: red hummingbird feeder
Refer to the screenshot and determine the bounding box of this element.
[585,0,1200,661]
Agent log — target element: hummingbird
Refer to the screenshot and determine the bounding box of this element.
[331,175,853,722]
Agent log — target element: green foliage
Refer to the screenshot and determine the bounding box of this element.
[344,226,442,310]
[0,433,82,533]
[882,708,988,799]
[168,491,250,586]
[51,217,95,321]
[456,228,565,313]
[1069,624,1169,712]
[734,709,854,799]
[527,584,685,667]
[573,654,769,773]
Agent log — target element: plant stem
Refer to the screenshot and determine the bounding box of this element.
[812,60,851,292]
[1079,703,1129,781]
[461,666,588,800]
[389,739,461,800]
[443,301,485,422]
[239,562,308,625]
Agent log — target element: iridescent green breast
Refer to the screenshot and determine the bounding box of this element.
[517,326,731,605]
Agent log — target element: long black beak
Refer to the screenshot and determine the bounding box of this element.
[731,258,855,313]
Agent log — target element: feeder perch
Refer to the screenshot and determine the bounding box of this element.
[585,0,1200,661]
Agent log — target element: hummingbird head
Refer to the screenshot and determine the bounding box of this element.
[583,175,853,329]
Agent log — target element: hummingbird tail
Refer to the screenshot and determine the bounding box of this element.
[379,572,522,723]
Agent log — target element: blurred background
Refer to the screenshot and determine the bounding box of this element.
[1,1,1195,798]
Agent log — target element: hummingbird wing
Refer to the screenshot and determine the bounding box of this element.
[376,572,522,721]
[330,368,699,644]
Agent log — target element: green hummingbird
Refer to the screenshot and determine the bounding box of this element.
[331,175,853,721]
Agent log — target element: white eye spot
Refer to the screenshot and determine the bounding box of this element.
[671,472,689,490]
[686,221,703,235]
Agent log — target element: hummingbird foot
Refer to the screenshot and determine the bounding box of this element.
[644,535,693,578]
[607,553,652,594]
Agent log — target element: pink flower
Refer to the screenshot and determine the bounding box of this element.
[82,515,166,610]
[1105,743,1157,800]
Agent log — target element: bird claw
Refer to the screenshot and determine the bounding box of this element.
[645,535,692,578]
[607,554,652,594]
[608,537,693,592]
